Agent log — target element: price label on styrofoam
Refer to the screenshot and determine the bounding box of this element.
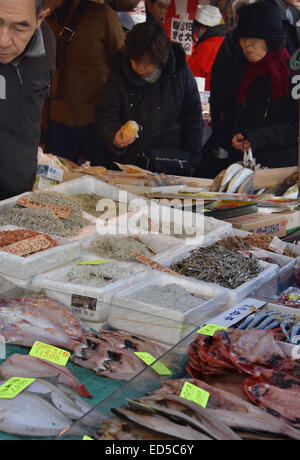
[269,236,287,255]
[82,436,94,440]
[29,342,70,366]
[197,324,228,336]
[134,352,172,375]
[180,382,210,408]
[0,377,35,399]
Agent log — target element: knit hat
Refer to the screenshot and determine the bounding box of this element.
[236,2,286,41]
[194,4,222,27]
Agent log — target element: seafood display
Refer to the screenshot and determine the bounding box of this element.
[72,194,127,220]
[71,330,167,381]
[0,354,91,398]
[236,233,298,258]
[0,295,92,350]
[211,164,254,194]
[277,287,300,307]
[187,329,300,428]
[0,191,84,238]
[88,235,154,263]
[95,377,300,440]
[0,377,96,438]
[171,246,263,289]
[235,307,300,344]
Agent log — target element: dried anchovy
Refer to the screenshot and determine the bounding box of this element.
[65,262,141,287]
[88,236,153,263]
[72,194,127,219]
[216,236,280,266]
[242,234,297,258]
[171,246,263,289]
[0,191,84,238]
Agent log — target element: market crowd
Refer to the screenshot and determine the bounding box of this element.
[0,0,299,200]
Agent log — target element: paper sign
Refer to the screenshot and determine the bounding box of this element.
[206,298,267,328]
[134,352,172,375]
[197,324,228,336]
[17,197,72,219]
[289,293,299,302]
[0,377,35,399]
[82,436,94,440]
[77,260,115,266]
[268,236,287,255]
[29,342,70,366]
[131,252,178,274]
[180,382,210,408]
[2,235,53,257]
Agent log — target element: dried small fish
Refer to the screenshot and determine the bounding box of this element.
[171,246,263,289]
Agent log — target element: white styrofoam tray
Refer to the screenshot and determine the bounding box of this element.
[30,252,153,323]
[153,241,279,307]
[108,272,229,345]
[0,225,81,280]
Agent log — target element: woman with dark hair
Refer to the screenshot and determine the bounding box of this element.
[229,1,298,168]
[96,21,203,175]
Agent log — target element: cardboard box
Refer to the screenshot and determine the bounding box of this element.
[225,212,288,237]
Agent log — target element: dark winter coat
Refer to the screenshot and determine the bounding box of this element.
[96,42,203,170]
[0,22,56,200]
[235,73,298,168]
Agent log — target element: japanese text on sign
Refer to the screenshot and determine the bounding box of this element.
[29,342,70,366]
[171,18,193,55]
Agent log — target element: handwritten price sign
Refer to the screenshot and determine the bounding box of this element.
[29,342,70,366]
[180,382,210,408]
[0,377,35,399]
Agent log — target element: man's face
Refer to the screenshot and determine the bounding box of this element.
[0,0,49,63]
[147,0,169,23]
[283,0,300,7]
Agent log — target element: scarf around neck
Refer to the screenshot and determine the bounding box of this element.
[238,48,291,104]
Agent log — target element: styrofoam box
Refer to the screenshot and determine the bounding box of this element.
[108,272,229,346]
[0,225,81,280]
[208,299,300,357]
[31,252,153,323]
[153,241,279,307]
[231,228,296,294]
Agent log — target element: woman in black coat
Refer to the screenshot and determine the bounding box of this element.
[96,21,203,175]
[230,2,298,168]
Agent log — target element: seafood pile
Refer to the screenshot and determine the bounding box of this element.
[187,329,300,428]
[88,235,154,263]
[211,164,254,194]
[71,330,167,381]
[72,193,127,220]
[65,261,142,287]
[0,377,96,438]
[95,377,300,440]
[277,287,300,307]
[130,283,206,310]
[0,229,57,257]
[171,246,263,289]
[236,308,300,344]
[238,233,298,258]
[0,191,84,238]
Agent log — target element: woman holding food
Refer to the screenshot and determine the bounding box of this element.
[229,2,298,168]
[96,21,203,175]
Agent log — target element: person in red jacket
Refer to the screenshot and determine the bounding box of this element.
[189,4,227,90]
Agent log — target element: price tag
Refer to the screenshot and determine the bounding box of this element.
[77,260,115,266]
[289,293,299,302]
[2,235,53,257]
[17,197,72,219]
[82,436,94,440]
[197,324,228,336]
[0,377,35,399]
[29,342,70,366]
[268,236,287,255]
[180,382,210,408]
[134,352,172,375]
[131,253,178,275]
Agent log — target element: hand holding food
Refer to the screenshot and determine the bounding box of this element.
[114,120,140,148]
[232,133,251,152]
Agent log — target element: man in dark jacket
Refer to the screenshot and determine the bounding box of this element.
[96,21,202,176]
[146,0,171,23]
[0,0,56,200]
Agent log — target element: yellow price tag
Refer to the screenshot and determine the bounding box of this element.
[82,436,94,440]
[77,260,115,266]
[289,293,299,302]
[197,324,228,336]
[0,377,35,399]
[29,342,70,366]
[180,382,210,408]
[134,352,172,375]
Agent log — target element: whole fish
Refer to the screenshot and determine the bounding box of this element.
[245,311,269,329]
[237,313,257,330]
[227,168,254,193]
[0,354,91,398]
[0,296,92,351]
[219,164,243,192]
[0,392,72,438]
